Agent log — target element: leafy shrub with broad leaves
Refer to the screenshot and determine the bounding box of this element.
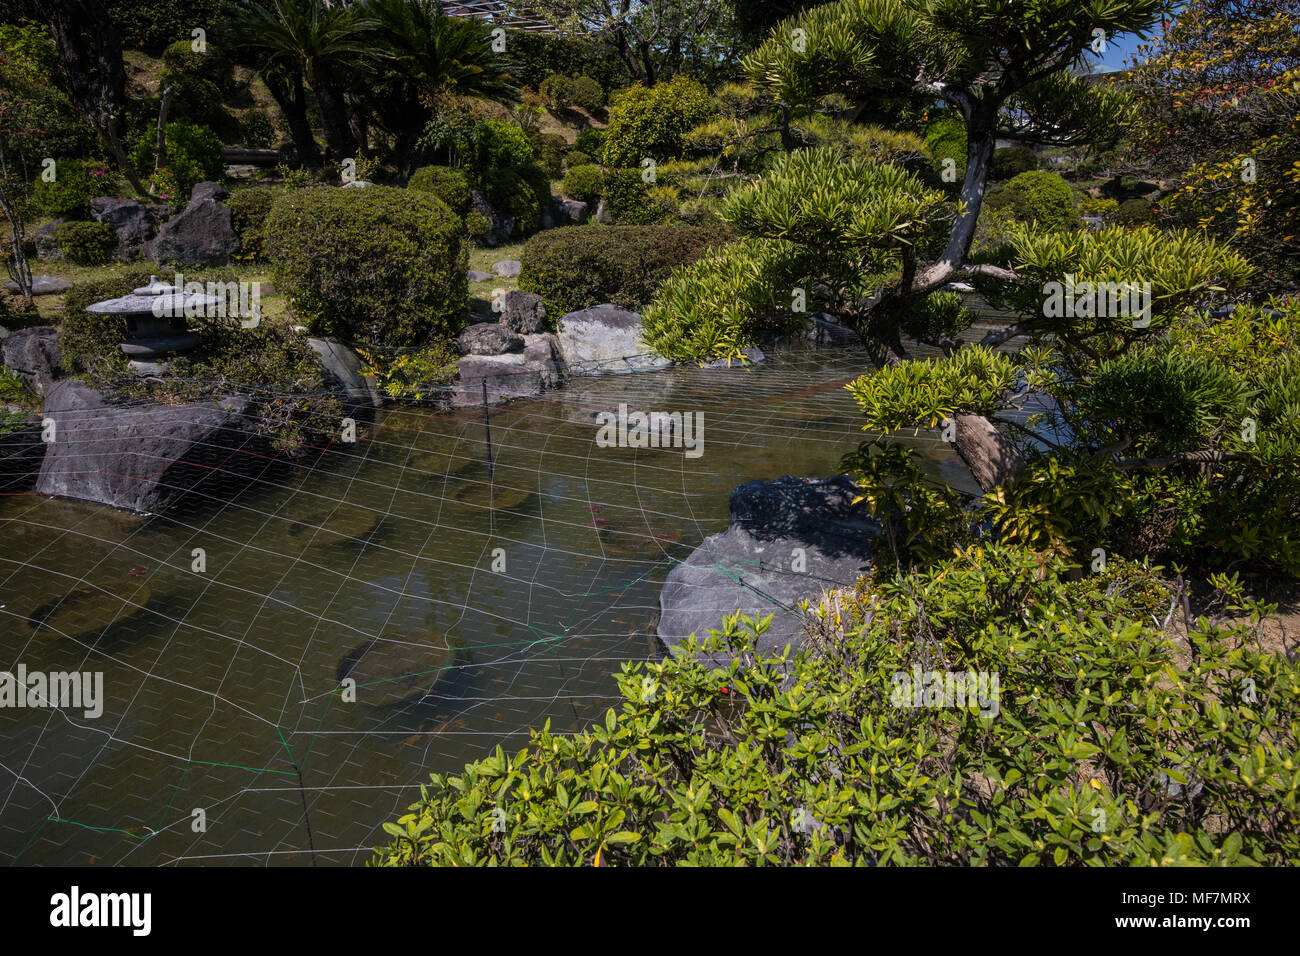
[482,165,547,239]
[602,75,712,167]
[574,127,605,158]
[518,224,729,319]
[56,221,116,264]
[264,186,467,347]
[408,165,471,218]
[561,164,603,204]
[568,75,604,112]
[372,544,1300,866]
[130,121,225,203]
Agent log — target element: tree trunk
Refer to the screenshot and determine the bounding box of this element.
[954,413,1025,493]
[915,106,997,289]
[44,0,149,196]
[311,71,358,162]
[264,69,322,167]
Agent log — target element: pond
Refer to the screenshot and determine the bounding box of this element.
[0,346,971,865]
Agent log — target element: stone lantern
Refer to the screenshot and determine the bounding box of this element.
[85,275,219,376]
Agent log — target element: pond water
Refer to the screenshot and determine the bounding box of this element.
[0,346,971,865]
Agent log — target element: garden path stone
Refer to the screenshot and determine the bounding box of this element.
[5,276,72,296]
[491,259,522,278]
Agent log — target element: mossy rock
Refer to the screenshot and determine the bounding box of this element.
[336,630,459,706]
[29,582,152,639]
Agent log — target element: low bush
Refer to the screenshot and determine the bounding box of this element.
[565,149,594,170]
[56,221,116,264]
[224,185,283,260]
[1077,195,1120,218]
[476,118,534,173]
[239,109,276,148]
[1114,197,1157,225]
[529,131,569,179]
[568,75,604,113]
[561,164,603,204]
[482,165,548,239]
[373,544,1300,866]
[985,169,1079,231]
[465,208,491,245]
[573,127,605,158]
[989,145,1038,180]
[130,121,224,202]
[263,185,467,347]
[408,165,472,218]
[518,223,730,318]
[601,168,665,224]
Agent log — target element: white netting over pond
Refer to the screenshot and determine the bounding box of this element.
[0,348,969,865]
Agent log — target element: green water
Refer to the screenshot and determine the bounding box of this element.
[0,348,967,865]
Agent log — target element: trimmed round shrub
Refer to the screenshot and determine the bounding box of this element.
[1114,197,1157,225]
[561,164,603,204]
[568,75,604,112]
[923,112,967,180]
[565,149,594,169]
[990,145,1038,180]
[476,118,534,172]
[263,186,468,347]
[408,165,472,218]
[483,165,549,239]
[518,223,730,318]
[224,185,283,260]
[574,127,605,157]
[986,170,1079,231]
[602,75,712,167]
[56,221,116,264]
[540,73,574,108]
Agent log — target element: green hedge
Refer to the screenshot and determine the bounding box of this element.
[408,165,472,218]
[372,544,1300,866]
[264,186,467,347]
[224,184,283,260]
[518,223,730,319]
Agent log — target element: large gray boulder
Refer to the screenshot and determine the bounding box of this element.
[32,220,65,261]
[658,476,878,663]
[147,192,239,266]
[500,290,545,334]
[491,259,522,278]
[545,195,588,227]
[456,322,524,356]
[555,304,671,374]
[189,181,229,203]
[90,197,168,259]
[2,325,63,395]
[469,189,513,246]
[306,337,383,407]
[36,379,254,513]
[805,313,862,347]
[451,333,561,407]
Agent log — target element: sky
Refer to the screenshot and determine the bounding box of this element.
[1092,25,1160,73]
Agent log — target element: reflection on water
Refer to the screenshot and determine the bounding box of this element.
[0,347,967,865]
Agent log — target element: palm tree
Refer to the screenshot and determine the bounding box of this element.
[235,0,377,163]
[361,0,521,176]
